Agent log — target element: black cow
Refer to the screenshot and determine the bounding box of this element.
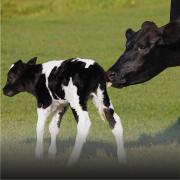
[107,20,180,88]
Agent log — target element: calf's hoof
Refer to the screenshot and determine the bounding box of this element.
[48,147,57,160]
[118,152,127,164]
[67,155,78,167]
[35,152,44,160]
[35,148,44,160]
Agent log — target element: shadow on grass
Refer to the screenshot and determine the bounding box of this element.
[57,138,117,158]
[24,117,180,158]
[126,117,180,148]
[24,137,117,158]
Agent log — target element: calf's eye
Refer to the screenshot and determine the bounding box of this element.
[8,76,14,82]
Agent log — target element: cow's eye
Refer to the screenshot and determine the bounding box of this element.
[138,45,147,50]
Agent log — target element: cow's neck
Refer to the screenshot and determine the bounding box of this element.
[159,23,180,68]
[166,44,180,68]
[168,56,180,67]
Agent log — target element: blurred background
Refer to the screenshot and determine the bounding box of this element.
[1,0,180,178]
[1,0,169,17]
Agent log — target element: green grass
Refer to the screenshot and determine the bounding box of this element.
[1,0,180,178]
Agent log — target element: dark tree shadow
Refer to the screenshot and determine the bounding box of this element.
[56,138,116,158]
[24,117,180,158]
[126,117,180,148]
[24,137,116,158]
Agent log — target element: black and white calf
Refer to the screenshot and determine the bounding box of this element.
[3,57,126,165]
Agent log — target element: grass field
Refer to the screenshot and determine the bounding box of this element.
[1,0,180,178]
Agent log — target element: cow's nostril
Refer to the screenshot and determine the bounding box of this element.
[110,72,115,76]
[107,71,116,82]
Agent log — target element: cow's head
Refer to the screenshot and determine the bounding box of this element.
[107,21,180,88]
[3,57,37,97]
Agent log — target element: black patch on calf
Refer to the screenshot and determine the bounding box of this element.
[100,82,111,107]
[35,74,52,108]
[71,108,79,123]
[48,66,65,100]
[57,106,69,127]
[104,108,116,129]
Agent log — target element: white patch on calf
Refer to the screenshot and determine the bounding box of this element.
[68,111,91,165]
[91,92,105,121]
[63,78,91,165]
[112,113,126,163]
[42,60,64,77]
[72,58,95,68]
[48,112,60,159]
[36,107,51,159]
[62,77,82,112]
[95,85,107,120]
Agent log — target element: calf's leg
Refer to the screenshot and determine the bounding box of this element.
[95,84,126,163]
[48,106,68,159]
[68,107,91,166]
[35,107,51,159]
[104,108,126,162]
[63,77,91,165]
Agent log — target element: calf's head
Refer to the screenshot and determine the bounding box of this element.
[3,57,37,97]
[107,21,180,88]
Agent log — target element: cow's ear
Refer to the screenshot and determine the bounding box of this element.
[161,22,180,45]
[141,21,158,30]
[27,57,37,65]
[125,28,135,40]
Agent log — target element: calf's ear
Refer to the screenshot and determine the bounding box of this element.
[27,57,37,65]
[16,60,23,64]
[161,22,180,45]
[125,28,135,40]
[14,60,25,70]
